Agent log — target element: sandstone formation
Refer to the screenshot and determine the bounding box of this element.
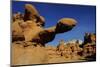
[11,3,96,66]
[82,33,96,60]
[84,33,96,45]
[12,34,96,66]
[12,4,77,46]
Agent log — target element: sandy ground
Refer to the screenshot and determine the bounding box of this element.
[11,42,86,66]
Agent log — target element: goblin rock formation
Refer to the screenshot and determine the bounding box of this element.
[83,33,96,60]
[56,40,83,60]
[12,4,96,66]
[12,4,77,46]
[84,33,96,45]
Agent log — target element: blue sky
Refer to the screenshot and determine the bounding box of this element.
[12,1,96,46]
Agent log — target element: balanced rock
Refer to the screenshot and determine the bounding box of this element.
[12,4,77,46]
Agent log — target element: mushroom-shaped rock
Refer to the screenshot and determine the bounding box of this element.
[18,18,77,45]
[56,18,77,33]
[44,18,77,34]
[12,4,77,46]
[38,18,77,44]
